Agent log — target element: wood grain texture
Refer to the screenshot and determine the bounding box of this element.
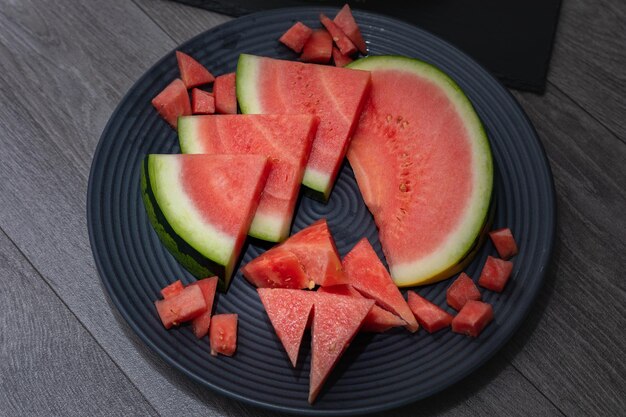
[0,229,158,417]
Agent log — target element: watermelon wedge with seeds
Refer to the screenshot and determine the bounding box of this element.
[210,313,238,356]
[176,51,215,88]
[178,114,318,242]
[141,154,270,291]
[237,54,371,199]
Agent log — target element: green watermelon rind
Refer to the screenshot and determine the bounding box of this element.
[141,155,234,291]
[347,55,494,287]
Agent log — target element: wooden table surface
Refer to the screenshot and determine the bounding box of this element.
[1,1,624,416]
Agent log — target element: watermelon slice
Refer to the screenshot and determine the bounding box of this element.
[154,284,207,329]
[347,56,493,286]
[141,154,270,290]
[446,273,482,311]
[151,78,191,129]
[214,73,237,114]
[319,14,357,57]
[333,4,367,55]
[279,21,313,53]
[342,238,419,332]
[242,219,346,289]
[178,114,318,242]
[176,51,215,88]
[332,47,353,68]
[191,88,215,114]
[318,284,405,332]
[237,54,371,199]
[407,291,453,333]
[190,277,218,338]
[210,313,238,356]
[300,29,333,64]
[257,288,315,367]
[478,255,513,292]
[309,292,374,403]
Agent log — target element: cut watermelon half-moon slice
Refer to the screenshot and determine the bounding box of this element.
[141,154,270,290]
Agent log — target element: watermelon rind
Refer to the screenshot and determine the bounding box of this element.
[347,56,493,287]
[236,54,262,114]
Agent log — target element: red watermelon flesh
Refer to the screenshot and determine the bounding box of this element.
[341,238,419,332]
[160,280,184,299]
[154,284,207,329]
[210,314,238,356]
[451,300,493,337]
[191,88,215,114]
[309,292,374,403]
[214,73,237,114]
[151,78,191,129]
[279,21,313,53]
[190,277,218,338]
[332,47,353,68]
[478,255,513,292]
[333,4,367,55]
[446,272,481,311]
[300,29,333,64]
[489,228,519,260]
[237,55,371,199]
[407,291,453,333]
[257,288,315,367]
[318,285,405,333]
[176,51,215,88]
[242,249,312,289]
[178,114,318,242]
[319,14,357,57]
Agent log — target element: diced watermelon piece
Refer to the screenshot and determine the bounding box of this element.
[300,29,333,64]
[214,73,237,114]
[151,78,191,129]
[332,47,353,67]
[257,288,315,367]
[451,300,493,337]
[243,249,312,289]
[478,256,513,292]
[279,21,313,53]
[446,273,481,311]
[342,238,419,332]
[407,291,453,333]
[160,280,184,299]
[190,277,218,338]
[318,285,405,332]
[333,4,367,55]
[154,284,207,329]
[209,314,238,356]
[319,14,357,56]
[309,292,374,403]
[191,88,215,114]
[489,228,519,259]
[176,51,215,88]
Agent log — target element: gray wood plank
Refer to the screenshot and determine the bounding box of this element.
[0,229,158,417]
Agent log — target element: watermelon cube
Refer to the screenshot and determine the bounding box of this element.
[190,277,218,338]
[407,291,454,333]
[300,29,333,64]
[279,21,313,53]
[191,88,215,115]
[489,228,519,259]
[478,256,514,292]
[320,14,357,56]
[452,300,493,337]
[332,47,354,68]
[210,314,238,357]
[176,51,215,88]
[446,273,481,311]
[160,280,184,299]
[154,284,207,329]
[214,73,237,114]
[151,78,191,129]
[333,4,367,55]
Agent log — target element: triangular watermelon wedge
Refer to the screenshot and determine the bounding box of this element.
[141,154,270,290]
[236,54,371,199]
[176,51,215,88]
[342,238,419,332]
[178,114,318,242]
[257,288,315,367]
[309,292,374,403]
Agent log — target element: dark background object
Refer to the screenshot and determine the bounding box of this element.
[173,0,561,93]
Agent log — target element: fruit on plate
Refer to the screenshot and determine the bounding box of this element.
[446,273,481,311]
[176,51,215,88]
[191,88,215,115]
[489,228,519,260]
[190,277,218,338]
[279,21,313,53]
[300,29,333,64]
[451,300,493,337]
[407,291,453,333]
[333,4,367,55]
[214,72,237,114]
[257,288,315,366]
[478,256,513,292]
[319,13,357,57]
[347,56,493,286]
[178,114,318,242]
[332,47,353,68]
[160,280,184,298]
[210,313,238,356]
[141,154,270,290]
[318,284,405,332]
[154,284,207,329]
[342,238,419,332]
[242,219,347,288]
[309,292,374,403]
[237,54,371,199]
[151,78,191,129]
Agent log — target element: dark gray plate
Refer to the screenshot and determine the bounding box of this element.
[87,7,555,415]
